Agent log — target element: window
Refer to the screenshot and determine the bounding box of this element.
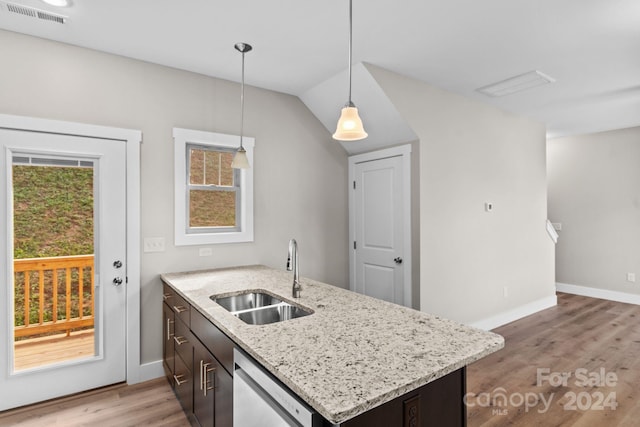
[174,128,254,245]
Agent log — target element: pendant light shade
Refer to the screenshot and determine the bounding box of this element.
[333,104,367,141]
[333,0,367,142]
[230,146,250,169]
[232,42,252,169]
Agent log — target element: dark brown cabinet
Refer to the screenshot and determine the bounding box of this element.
[173,346,193,414]
[162,282,234,427]
[334,367,466,427]
[162,301,175,385]
[163,283,194,414]
[193,337,233,427]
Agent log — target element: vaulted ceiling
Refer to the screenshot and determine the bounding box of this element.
[1,0,639,142]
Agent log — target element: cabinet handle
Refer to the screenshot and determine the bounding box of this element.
[199,360,205,391]
[173,336,188,345]
[173,305,187,313]
[174,374,188,386]
[166,318,174,341]
[163,293,172,301]
[202,362,216,397]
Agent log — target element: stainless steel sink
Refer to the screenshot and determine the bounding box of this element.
[235,303,312,325]
[211,291,312,325]
[213,292,282,312]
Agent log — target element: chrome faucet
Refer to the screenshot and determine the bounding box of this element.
[286,239,301,298]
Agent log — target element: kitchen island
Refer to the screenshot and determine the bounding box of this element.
[161,265,504,426]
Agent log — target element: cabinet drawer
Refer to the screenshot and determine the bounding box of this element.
[174,317,193,372]
[163,282,191,326]
[162,302,175,384]
[191,307,235,376]
[173,351,193,414]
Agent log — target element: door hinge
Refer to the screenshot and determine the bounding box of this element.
[354,241,357,250]
[353,181,356,189]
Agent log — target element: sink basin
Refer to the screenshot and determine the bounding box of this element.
[211,291,312,325]
[235,303,312,325]
[213,292,282,312]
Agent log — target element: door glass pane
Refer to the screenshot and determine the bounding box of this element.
[12,156,96,371]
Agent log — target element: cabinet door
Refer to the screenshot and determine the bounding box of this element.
[215,362,233,427]
[193,338,234,427]
[162,302,175,384]
[193,339,216,427]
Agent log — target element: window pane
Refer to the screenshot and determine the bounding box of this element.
[189,190,236,227]
[189,148,234,187]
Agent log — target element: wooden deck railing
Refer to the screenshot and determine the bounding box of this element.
[13,255,94,338]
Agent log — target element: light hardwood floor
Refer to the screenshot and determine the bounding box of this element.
[2,293,639,426]
[467,292,640,426]
[0,378,190,427]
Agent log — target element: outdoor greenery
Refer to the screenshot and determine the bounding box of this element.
[12,165,94,331]
[13,165,94,258]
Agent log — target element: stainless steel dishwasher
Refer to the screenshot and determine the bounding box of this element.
[233,348,322,427]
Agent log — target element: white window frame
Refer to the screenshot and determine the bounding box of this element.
[173,128,254,245]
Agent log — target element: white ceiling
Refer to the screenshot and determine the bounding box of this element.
[1,0,639,139]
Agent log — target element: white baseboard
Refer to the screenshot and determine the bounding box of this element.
[470,295,558,331]
[556,282,640,305]
[128,360,164,385]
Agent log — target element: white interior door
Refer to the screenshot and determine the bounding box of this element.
[0,129,127,410]
[351,148,411,307]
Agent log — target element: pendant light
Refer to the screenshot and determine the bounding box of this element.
[333,0,368,141]
[231,42,252,169]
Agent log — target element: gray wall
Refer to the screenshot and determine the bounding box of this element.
[0,30,349,364]
[548,126,640,294]
[367,65,556,325]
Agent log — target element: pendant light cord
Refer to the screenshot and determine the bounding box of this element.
[240,49,245,150]
[348,0,353,105]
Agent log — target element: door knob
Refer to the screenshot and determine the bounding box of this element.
[113,260,123,268]
[113,277,123,286]
[394,257,403,264]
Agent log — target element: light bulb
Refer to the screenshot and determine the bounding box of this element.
[41,0,71,6]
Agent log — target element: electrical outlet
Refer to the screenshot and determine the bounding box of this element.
[552,223,562,231]
[143,237,165,253]
[199,247,213,257]
[627,273,636,283]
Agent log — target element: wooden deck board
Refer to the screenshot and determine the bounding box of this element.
[14,329,95,371]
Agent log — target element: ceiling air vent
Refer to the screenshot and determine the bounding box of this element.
[477,70,555,97]
[2,2,67,24]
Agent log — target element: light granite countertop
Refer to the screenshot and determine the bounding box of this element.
[160,265,504,424]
